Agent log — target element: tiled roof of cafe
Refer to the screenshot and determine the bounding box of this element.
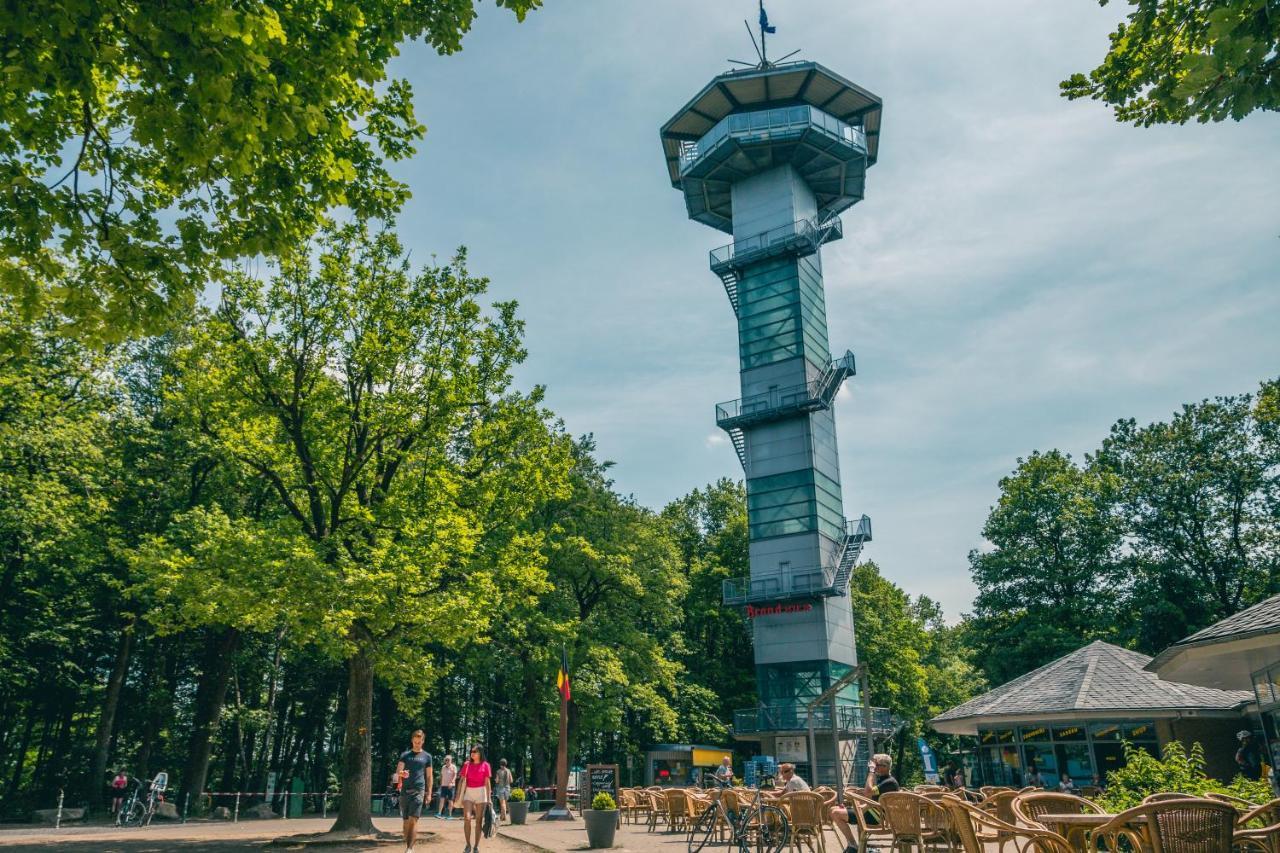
[932,641,1251,726]
[1160,594,1280,649]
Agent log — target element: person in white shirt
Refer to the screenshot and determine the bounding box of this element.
[778,763,809,792]
[436,755,457,819]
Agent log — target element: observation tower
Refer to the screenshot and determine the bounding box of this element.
[659,24,895,785]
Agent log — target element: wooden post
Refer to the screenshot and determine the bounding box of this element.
[539,692,575,820]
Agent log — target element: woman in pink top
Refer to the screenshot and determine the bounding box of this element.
[456,745,491,853]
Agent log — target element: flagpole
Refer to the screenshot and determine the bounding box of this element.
[541,650,574,821]
[759,0,767,65]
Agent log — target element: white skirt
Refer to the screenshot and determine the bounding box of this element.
[462,786,488,804]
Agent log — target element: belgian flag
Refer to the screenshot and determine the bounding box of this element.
[556,647,571,702]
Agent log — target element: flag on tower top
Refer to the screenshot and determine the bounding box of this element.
[759,3,777,34]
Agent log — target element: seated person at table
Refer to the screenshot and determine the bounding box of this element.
[831,754,900,853]
[1058,773,1078,794]
[778,762,810,792]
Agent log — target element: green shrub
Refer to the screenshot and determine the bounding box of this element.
[510,788,526,802]
[591,792,617,811]
[1097,740,1271,812]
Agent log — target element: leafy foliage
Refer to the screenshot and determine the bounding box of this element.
[1097,741,1271,811]
[591,792,616,811]
[1062,0,1279,125]
[0,0,541,341]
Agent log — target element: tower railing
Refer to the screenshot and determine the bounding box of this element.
[715,350,856,430]
[678,105,868,175]
[733,704,899,736]
[709,214,843,275]
[722,513,872,605]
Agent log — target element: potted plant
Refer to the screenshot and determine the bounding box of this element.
[583,792,618,848]
[509,788,529,825]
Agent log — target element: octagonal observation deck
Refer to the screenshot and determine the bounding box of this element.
[660,61,883,234]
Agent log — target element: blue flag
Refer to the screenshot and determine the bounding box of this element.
[759,4,777,34]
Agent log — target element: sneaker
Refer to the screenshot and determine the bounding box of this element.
[463,846,472,853]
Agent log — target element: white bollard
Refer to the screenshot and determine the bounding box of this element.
[55,789,64,829]
[233,792,240,823]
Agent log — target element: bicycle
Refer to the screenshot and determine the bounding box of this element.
[686,780,790,853]
[115,772,167,827]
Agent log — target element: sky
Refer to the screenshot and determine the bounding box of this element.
[385,0,1280,619]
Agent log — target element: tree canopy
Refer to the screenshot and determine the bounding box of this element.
[1062,0,1280,124]
[0,0,541,342]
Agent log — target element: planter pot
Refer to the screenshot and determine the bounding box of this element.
[583,808,619,848]
[509,801,529,825]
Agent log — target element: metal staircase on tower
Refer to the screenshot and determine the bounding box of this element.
[715,350,856,434]
[828,515,873,596]
[709,214,844,317]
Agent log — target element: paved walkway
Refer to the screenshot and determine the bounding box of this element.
[0,813,857,852]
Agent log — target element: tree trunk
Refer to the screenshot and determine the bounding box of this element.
[89,624,134,813]
[179,628,240,812]
[330,645,374,834]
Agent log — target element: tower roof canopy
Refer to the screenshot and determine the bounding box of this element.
[660,61,883,186]
[930,641,1251,736]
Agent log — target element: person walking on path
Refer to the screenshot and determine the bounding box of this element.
[110,770,128,815]
[493,759,513,823]
[437,754,457,819]
[456,745,492,853]
[395,730,434,853]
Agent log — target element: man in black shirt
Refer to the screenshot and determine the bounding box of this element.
[395,730,434,853]
[1237,731,1263,781]
[831,754,900,853]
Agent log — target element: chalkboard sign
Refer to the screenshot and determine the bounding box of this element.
[585,764,619,807]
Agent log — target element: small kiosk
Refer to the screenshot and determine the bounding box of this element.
[644,744,734,787]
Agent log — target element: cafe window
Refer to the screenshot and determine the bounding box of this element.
[997,729,1017,743]
[1053,725,1086,742]
[1020,726,1051,743]
[1269,667,1280,708]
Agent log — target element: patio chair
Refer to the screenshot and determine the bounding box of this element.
[1012,791,1105,849]
[880,790,951,853]
[1080,786,1103,799]
[663,788,692,833]
[1143,792,1198,804]
[845,790,894,853]
[627,789,652,826]
[1088,798,1236,853]
[940,795,1073,853]
[780,790,829,853]
[646,790,668,832]
[1206,792,1256,810]
[984,790,1020,825]
[1240,800,1280,829]
[1235,819,1280,853]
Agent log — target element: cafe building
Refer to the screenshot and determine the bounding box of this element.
[931,641,1251,785]
[1147,593,1280,769]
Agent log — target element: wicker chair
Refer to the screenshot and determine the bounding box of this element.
[1143,792,1198,804]
[1080,786,1103,799]
[663,788,693,832]
[1011,791,1105,849]
[1235,819,1280,853]
[781,790,829,853]
[845,790,895,853]
[940,796,1073,853]
[880,791,952,853]
[1205,792,1257,810]
[1088,798,1237,853]
[626,789,652,826]
[646,790,669,832]
[1240,800,1280,829]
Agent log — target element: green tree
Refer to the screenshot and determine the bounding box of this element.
[1062,0,1279,125]
[968,450,1126,683]
[662,479,754,734]
[162,223,570,832]
[0,0,541,342]
[1097,387,1280,650]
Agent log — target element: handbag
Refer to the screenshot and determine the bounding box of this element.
[483,801,496,837]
